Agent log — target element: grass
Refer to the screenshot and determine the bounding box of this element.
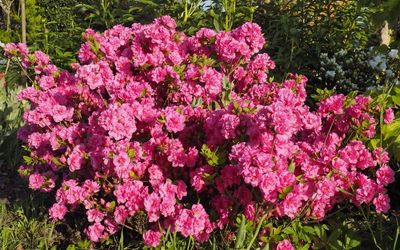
[0,202,58,250]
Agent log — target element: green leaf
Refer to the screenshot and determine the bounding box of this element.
[327,228,342,247]
[311,88,336,101]
[392,95,400,106]
[348,237,361,248]
[394,86,400,95]
[221,76,232,107]
[108,201,116,210]
[383,120,400,140]
[368,138,380,149]
[208,101,221,110]
[200,144,226,167]
[23,155,33,165]
[283,226,295,235]
[213,15,220,31]
[51,157,64,166]
[279,186,293,199]
[337,188,353,196]
[66,245,76,250]
[135,0,158,7]
[392,135,400,161]
[288,162,295,173]
[191,97,203,107]
[303,226,316,235]
[235,214,247,249]
[299,243,311,250]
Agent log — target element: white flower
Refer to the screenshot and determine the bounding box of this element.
[377,61,387,71]
[368,58,378,69]
[325,70,336,78]
[320,53,328,58]
[368,54,387,71]
[385,69,394,78]
[389,49,398,59]
[0,41,4,48]
[338,49,346,56]
[367,85,383,91]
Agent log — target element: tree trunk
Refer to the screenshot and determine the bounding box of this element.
[20,0,26,85]
[381,20,391,46]
[6,11,10,31]
[20,0,26,43]
[0,0,14,32]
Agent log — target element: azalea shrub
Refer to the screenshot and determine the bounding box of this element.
[3,16,396,249]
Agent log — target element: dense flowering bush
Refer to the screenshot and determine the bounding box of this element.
[320,47,400,92]
[4,16,396,248]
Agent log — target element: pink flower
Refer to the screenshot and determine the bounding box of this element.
[190,165,213,192]
[38,76,55,90]
[144,193,161,222]
[3,43,18,57]
[175,204,213,240]
[219,113,240,139]
[34,51,50,65]
[318,94,344,115]
[16,43,29,56]
[354,175,377,205]
[143,229,161,247]
[98,104,137,140]
[85,223,105,242]
[29,173,45,189]
[87,209,105,223]
[373,193,390,213]
[376,165,395,186]
[49,203,68,220]
[275,239,295,250]
[4,43,29,57]
[78,43,97,63]
[200,67,223,99]
[113,151,130,168]
[165,108,185,133]
[52,105,74,122]
[373,147,390,165]
[384,107,395,124]
[303,112,321,130]
[77,61,113,90]
[67,144,86,172]
[176,180,187,200]
[155,15,177,28]
[244,202,256,221]
[114,206,128,224]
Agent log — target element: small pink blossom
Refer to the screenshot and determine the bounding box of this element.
[29,173,45,189]
[49,203,68,220]
[87,209,105,223]
[165,108,185,133]
[374,193,390,213]
[85,223,105,242]
[143,229,161,247]
[384,108,395,124]
[275,239,295,250]
[376,165,395,186]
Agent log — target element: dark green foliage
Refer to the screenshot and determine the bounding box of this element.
[254,0,380,91]
[37,0,82,67]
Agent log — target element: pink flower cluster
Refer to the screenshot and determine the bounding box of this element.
[6,16,395,248]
